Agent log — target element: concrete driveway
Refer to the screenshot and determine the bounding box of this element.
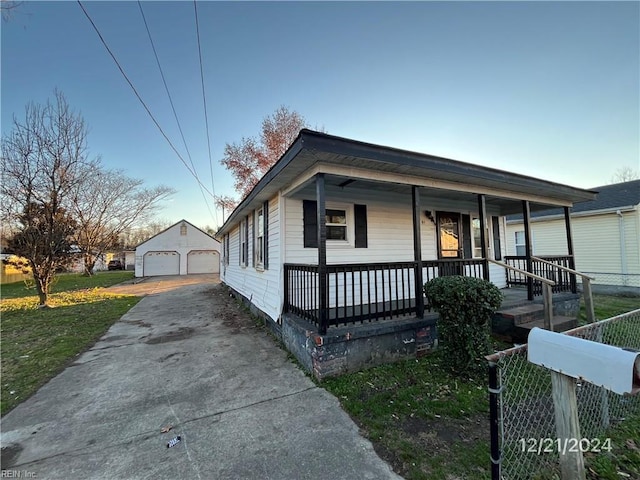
[1,275,401,480]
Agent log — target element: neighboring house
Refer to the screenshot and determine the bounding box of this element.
[506,180,640,294]
[135,220,220,277]
[67,254,108,273]
[124,250,136,271]
[216,130,596,378]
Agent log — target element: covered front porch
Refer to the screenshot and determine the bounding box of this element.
[282,170,584,336]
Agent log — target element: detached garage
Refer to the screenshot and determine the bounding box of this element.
[135,220,221,277]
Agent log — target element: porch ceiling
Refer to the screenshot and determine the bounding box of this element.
[217,130,597,236]
[286,174,548,216]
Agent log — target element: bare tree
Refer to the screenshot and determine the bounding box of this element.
[1,0,22,22]
[119,219,174,250]
[1,91,93,305]
[70,168,174,275]
[220,106,311,199]
[214,194,238,223]
[611,166,639,183]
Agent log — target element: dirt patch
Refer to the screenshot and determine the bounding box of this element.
[1,443,23,469]
[209,285,261,334]
[363,413,490,478]
[145,327,195,344]
[123,319,152,328]
[102,335,128,342]
[402,414,487,445]
[159,352,188,363]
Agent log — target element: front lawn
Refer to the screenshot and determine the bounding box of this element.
[321,293,640,480]
[1,270,135,299]
[322,350,491,480]
[579,294,640,324]
[1,271,139,415]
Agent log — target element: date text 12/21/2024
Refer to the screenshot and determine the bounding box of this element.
[519,438,612,455]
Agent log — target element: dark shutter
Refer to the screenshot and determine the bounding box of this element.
[492,216,502,261]
[263,200,269,269]
[462,214,472,259]
[238,224,241,266]
[354,204,368,248]
[303,200,318,248]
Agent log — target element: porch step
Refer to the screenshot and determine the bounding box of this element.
[497,304,544,326]
[513,315,578,343]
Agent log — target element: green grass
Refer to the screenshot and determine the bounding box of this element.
[579,294,640,325]
[1,270,134,299]
[584,413,640,479]
[322,350,491,480]
[1,271,139,415]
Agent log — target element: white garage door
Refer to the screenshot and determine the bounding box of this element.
[187,250,219,274]
[143,251,180,276]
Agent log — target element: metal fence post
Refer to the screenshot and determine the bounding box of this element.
[488,361,501,480]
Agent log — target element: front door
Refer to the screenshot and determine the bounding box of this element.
[437,212,463,276]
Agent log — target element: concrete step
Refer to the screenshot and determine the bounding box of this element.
[514,315,578,342]
[496,304,544,326]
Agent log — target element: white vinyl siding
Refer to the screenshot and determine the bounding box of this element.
[285,187,437,265]
[284,188,507,289]
[221,195,281,322]
[506,210,640,285]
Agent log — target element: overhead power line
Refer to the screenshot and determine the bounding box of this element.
[137,0,216,224]
[77,1,217,202]
[193,0,219,226]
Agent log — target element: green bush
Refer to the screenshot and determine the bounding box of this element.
[424,276,502,376]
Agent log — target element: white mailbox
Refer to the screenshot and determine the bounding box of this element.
[528,327,640,395]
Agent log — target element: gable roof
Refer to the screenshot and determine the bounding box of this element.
[507,179,640,222]
[217,129,597,236]
[136,219,217,248]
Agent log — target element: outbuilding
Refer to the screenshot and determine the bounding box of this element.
[135,220,220,277]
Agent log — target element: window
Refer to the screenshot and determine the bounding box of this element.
[303,201,366,248]
[515,231,526,256]
[470,217,494,259]
[240,219,247,266]
[224,233,230,265]
[180,223,187,236]
[255,208,264,267]
[472,218,483,258]
[326,209,347,241]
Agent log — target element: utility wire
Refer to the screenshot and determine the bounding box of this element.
[193,0,219,226]
[137,0,216,224]
[77,0,217,202]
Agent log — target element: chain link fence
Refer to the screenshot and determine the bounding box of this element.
[580,272,640,296]
[487,309,640,480]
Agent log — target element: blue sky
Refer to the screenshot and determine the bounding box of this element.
[2,1,638,230]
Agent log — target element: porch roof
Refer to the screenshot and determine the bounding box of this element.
[216,130,597,236]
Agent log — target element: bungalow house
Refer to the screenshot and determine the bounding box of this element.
[506,180,640,295]
[216,130,596,378]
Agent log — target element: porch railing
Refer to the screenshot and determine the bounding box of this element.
[504,255,576,296]
[283,258,486,330]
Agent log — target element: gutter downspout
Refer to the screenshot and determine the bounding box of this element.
[617,210,627,286]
